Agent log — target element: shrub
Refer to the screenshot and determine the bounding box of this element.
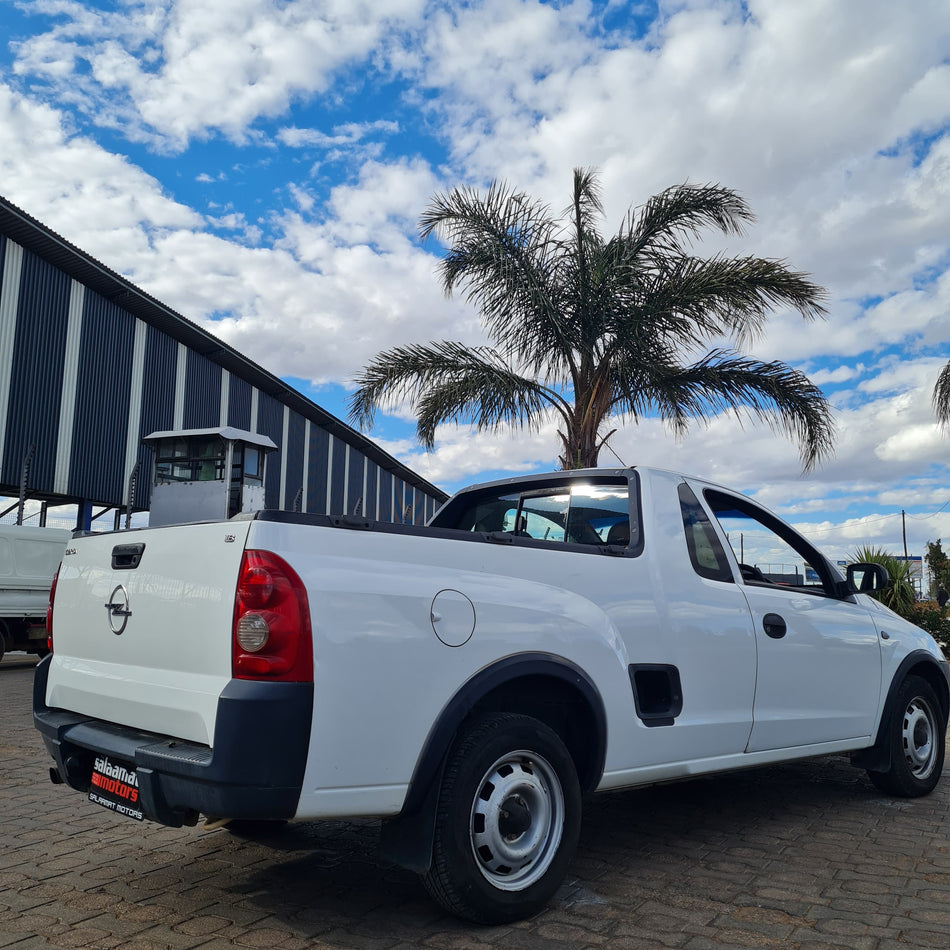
[849,546,917,617]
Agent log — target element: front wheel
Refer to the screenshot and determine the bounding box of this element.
[868,675,946,797]
[423,712,581,924]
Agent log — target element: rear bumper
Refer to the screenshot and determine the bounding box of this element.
[33,657,314,827]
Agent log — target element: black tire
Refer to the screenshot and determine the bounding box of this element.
[868,675,946,797]
[423,712,581,924]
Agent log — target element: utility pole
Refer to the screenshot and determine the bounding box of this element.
[902,509,908,560]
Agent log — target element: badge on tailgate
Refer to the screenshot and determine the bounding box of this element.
[104,585,132,635]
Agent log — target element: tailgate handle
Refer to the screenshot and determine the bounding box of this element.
[330,516,372,530]
[112,543,146,570]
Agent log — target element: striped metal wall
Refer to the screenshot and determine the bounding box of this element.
[226,374,252,430]
[183,350,222,429]
[1,248,71,493]
[0,237,441,524]
[67,288,136,503]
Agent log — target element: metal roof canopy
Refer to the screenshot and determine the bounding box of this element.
[0,193,447,504]
[142,427,278,450]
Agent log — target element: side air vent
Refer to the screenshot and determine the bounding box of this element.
[629,663,683,727]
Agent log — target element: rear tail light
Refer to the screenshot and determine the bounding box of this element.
[232,550,313,682]
[46,565,60,653]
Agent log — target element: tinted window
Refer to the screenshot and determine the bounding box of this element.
[704,490,833,594]
[678,483,733,582]
[433,478,637,551]
[155,436,227,483]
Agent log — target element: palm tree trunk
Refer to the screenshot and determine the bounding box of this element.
[558,408,605,469]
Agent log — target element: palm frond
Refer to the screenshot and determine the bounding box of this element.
[625,183,754,260]
[418,180,578,379]
[347,341,569,448]
[562,166,604,240]
[610,350,836,471]
[934,360,950,426]
[600,252,828,354]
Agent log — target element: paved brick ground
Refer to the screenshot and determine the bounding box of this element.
[3,653,949,949]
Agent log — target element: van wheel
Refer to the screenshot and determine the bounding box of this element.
[868,675,946,797]
[423,712,581,924]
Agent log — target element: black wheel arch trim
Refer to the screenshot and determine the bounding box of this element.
[379,652,607,873]
[851,650,950,773]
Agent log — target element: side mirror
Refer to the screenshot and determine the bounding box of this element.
[845,562,889,594]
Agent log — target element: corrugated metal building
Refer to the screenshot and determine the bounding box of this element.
[0,194,447,529]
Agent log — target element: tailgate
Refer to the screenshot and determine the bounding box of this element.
[45,521,252,745]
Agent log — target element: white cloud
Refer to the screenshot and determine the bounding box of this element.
[810,364,864,386]
[277,119,399,148]
[0,82,201,252]
[0,0,948,537]
[378,415,563,488]
[0,80,468,382]
[11,0,426,151]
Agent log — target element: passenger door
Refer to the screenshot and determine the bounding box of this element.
[697,486,883,753]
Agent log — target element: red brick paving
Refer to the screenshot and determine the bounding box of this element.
[3,655,950,948]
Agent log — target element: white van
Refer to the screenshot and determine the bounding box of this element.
[0,524,69,660]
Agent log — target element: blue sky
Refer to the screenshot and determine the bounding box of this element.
[0,0,949,565]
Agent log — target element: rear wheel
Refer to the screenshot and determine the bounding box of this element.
[423,712,581,924]
[868,675,946,797]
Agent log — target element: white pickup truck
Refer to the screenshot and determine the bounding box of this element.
[34,466,949,923]
[0,524,70,661]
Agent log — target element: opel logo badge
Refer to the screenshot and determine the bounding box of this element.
[104,585,132,635]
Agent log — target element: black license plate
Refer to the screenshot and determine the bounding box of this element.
[88,755,144,821]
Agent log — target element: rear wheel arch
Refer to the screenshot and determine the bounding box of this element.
[463,669,605,794]
[418,653,606,801]
[379,653,606,873]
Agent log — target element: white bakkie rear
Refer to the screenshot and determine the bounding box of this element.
[35,466,950,925]
[46,521,253,745]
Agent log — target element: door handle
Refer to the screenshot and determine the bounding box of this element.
[762,613,787,639]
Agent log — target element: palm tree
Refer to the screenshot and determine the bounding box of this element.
[850,546,917,617]
[934,361,950,426]
[349,168,835,470]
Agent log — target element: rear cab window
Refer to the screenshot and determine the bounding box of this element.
[431,474,642,555]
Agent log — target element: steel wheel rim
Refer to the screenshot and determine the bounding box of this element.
[469,750,565,891]
[902,696,938,779]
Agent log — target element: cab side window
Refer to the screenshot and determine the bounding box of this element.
[703,489,834,594]
[678,483,733,582]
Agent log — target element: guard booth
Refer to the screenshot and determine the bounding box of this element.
[142,427,277,527]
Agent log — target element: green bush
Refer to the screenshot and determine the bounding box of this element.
[849,546,917,616]
[847,548,950,654]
